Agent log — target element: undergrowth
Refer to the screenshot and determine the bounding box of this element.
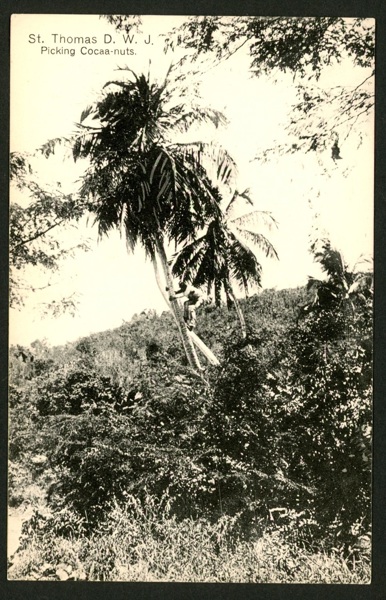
[8,494,370,583]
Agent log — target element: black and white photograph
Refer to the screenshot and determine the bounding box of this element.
[8,14,374,583]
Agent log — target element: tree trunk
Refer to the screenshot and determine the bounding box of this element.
[188,330,220,366]
[227,286,247,339]
[214,280,222,307]
[151,254,173,312]
[154,236,202,372]
[153,253,220,366]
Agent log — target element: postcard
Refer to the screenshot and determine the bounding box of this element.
[8,14,374,584]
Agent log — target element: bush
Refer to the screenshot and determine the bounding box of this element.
[195,299,372,549]
[31,365,125,416]
[43,408,136,524]
[36,362,211,524]
[202,325,313,521]
[280,307,372,545]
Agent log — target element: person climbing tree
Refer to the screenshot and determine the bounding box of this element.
[167,281,205,331]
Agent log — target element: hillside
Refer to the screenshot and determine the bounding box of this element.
[8,286,372,582]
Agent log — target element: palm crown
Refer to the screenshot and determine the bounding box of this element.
[305,239,373,313]
[73,69,234,257]
[172,189,278,306]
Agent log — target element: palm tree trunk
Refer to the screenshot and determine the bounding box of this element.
[154,235,202,372]
[227,286,247,339]
[151,254,173,312]
[152,246,220,367]
[214,280,221,307]
[188,330,220,366]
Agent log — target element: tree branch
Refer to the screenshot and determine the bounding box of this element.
[12,219,63,250]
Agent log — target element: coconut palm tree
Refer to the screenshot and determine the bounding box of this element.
[69,68,237,371]
[303,239,373,315]
[172,189,278,337]
[299,239,373,366]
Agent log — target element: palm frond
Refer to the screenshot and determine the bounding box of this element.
[228,236,262,290]
[172,236,209,280]
[232,209,278,231]
[171,142,238,190]
[171,106,228,132]
[311,239,347,279]
[234,229,279,259]
[348,272,373,295]
[38,136,73,158]
[224,188,253,217]
[80,105,95,123]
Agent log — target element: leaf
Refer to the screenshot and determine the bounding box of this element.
[39,137,72,158]
[235,229,279,259]
[149,149,166,184]
[80,105,94,123]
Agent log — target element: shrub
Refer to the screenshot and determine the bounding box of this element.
[280,307,372,545]
[31,365,125,416]
[43,408,136,525]
[202,325,313,521]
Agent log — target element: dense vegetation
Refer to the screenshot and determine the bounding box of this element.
[8,277,372,582]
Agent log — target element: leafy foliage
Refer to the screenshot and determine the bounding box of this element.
[284,314,372,542]
[303,239,373,316]
[9,152,89,309]
[31,365,125,417]
[166,17,374,77]
[165,17,374,161]
[101,14,142,35]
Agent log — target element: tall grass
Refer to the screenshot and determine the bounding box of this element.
[8,494,370,583]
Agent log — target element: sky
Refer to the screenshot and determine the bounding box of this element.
[9,14,374,347]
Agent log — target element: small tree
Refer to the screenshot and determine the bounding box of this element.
[281,239,373,544]
[9,153,89,310]
[303,239,373,317]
